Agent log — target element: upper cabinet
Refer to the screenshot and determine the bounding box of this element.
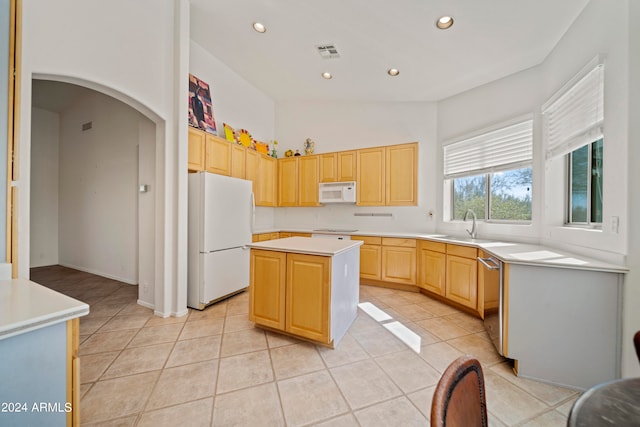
[188,127,206,172]
[356,143,418,206]
[299,155,320,207]
[337,150,357,182]
[188,127,417,207]
[357,147,385,206]
[230,144,246,179]
[205,133,231,176]
[386,143,418,206]
[278,157,298,206]
[257,155,277,207]
[319,153,338,183]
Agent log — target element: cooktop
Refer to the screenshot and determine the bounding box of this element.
[313,228,359,233]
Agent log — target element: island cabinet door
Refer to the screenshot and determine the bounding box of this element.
[285,253,331,344]
[250,250,286,330]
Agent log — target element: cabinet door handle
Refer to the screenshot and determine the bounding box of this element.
[478,257,500,270]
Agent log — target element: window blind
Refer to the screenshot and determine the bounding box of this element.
[443,120,533,179]
[542,63,604,160]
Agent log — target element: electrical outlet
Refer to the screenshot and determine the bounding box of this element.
[611,216,619,233]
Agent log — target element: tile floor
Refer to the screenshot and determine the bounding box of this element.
[31,265,579,427]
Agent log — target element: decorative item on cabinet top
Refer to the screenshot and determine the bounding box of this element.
[304,138,315,155]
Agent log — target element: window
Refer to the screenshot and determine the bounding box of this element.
[543,59,604,226]
[445,119,533,222]
[568,138,603,224]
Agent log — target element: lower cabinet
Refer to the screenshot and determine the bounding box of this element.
[381,238,416,285]
[250,250,286,330]
[445,244,478,309]
[351,236,382,280]
[249,250,330,344]
[417,240,446,295]
[286,253,330,343]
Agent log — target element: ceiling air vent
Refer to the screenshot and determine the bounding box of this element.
[316,44,340,59]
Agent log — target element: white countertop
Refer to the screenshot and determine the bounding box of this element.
[0,278,90,340]
[254,229,627,273]
[248,236,363,256]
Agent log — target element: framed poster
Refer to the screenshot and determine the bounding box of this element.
[188,74,217,135]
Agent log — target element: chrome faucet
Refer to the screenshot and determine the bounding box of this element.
[463,209,477,239]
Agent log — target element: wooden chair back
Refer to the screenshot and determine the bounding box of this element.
[431,355,488,427]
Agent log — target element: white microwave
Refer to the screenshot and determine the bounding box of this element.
[319,181,356,204]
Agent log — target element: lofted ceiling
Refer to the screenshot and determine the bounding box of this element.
[190,0,589,102]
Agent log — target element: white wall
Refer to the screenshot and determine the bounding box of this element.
[57,91,147,284]
[30,108,59,268]
[438,0,636,377]
[623,0,640,378]
[274,101,438,233]
[437,66,543,242]
[436,0,628,262]
[20,0,181,315]
[189,41,276,144]
[541,0,628,261]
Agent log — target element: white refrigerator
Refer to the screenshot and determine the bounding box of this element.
[188,172,253,309]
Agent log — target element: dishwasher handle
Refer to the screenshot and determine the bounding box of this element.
[478,256,501,270]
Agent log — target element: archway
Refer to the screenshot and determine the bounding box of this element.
[27,74,166,311]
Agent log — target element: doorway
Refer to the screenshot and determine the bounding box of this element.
[30,79,156,307]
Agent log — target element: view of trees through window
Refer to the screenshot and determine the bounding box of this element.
[569,139,603,224]
[452,167,532,221]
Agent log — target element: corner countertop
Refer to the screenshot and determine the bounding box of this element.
[253,229,627,273]
[248,236,363,256]
[0,278,90,340]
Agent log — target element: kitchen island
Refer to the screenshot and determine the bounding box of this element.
[248,237,362,348]
[0,278,89,426]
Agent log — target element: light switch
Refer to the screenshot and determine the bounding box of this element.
[139,184,149,193]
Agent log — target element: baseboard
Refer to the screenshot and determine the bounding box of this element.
[137,299,155,310]
[58,262,137,285]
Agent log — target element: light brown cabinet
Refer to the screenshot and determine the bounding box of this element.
[381,238,416,285]
[278,157,298,206]
[319,153,338,182]
[250,250,331,345]
[337,150,357,181]
[386,143,418,206]
[351,236,382,280]
[298,155,320,206]
[445,244,478,310]
[285,253,331,343]
[188,127,276,206]
[230,143,246,179]
[188,127,206,172]
[205,134,232,176]
[417,240,446,295]
[351,236,416,285]
[245,149,277,207]
[250,249,286,330]
[356,147,385,206]
[356,143,417,206]
[257,155,277,206]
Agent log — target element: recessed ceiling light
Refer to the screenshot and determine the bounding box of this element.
[252,22,266,33]
[388,68,400,77]
[322,72,333,80]
[436,16,454,30]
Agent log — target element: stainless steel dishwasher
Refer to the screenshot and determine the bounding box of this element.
[478,255,505,356]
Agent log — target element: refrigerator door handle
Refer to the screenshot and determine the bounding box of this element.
[250,192,256,234]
